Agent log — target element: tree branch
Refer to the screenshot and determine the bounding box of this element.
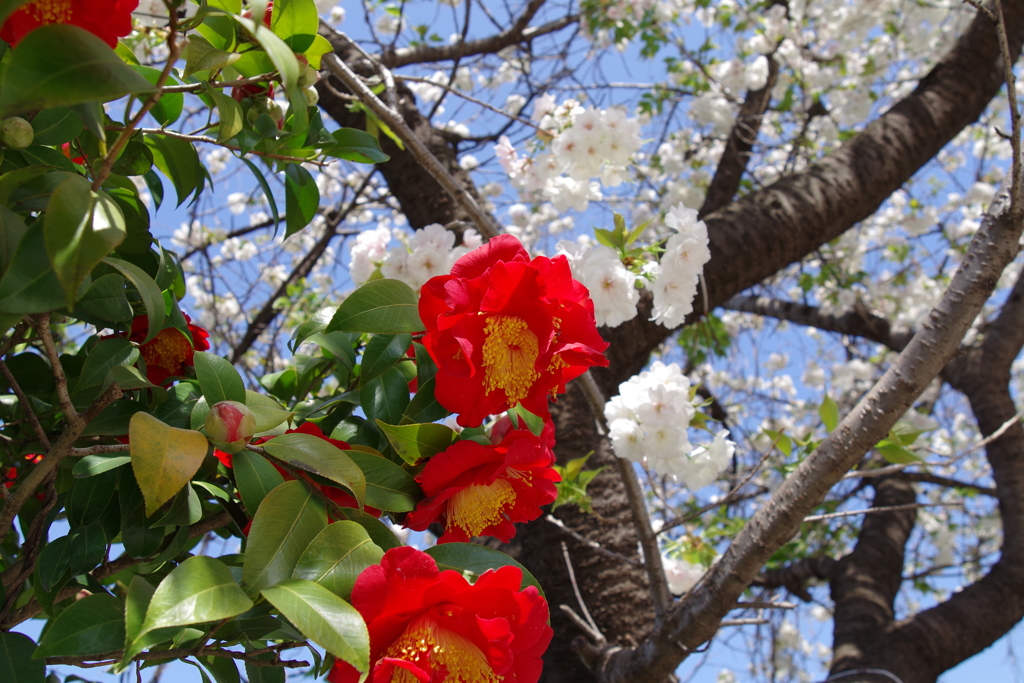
[590,182,1023,681]
[699,56,780,218]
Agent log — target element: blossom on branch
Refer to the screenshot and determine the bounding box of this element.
[328,546,552,683]
[127,315,210,386]
[0,0,139,48]
[403,423,559,543]
[419,234,609,427]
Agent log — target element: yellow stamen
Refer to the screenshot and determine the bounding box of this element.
[482,316,540,404]
[386,616,504,683]
[28,0,72,23]
[141,328,192,373]
[448,478,516,538]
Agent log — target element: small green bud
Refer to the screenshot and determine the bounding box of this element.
[302,86,320,107]
[0,117,34,149]
[298,65,320,87]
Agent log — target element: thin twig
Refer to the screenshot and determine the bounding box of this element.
[396,75,546,133]
[544,514,642,566]
[0,359,50,449]
[113,127,328,166]
[322,46,502,239]
[801,502,961,524]
[0,382,122,548]
[561,541,606,645]
[70,444,132,456]
[576,370,673,621]
[994,0,1022,207]
[160,73,278,93]
[2,510,231,628]
[92,14,181,190]
[32,314,77,424]
[45,641,308,667]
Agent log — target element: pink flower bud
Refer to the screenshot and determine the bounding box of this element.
[205,401,257,454]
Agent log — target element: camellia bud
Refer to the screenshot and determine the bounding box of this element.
[298,65,320,88]
[205,401,257,454]
[302,86,319,107]
[0,117,33,148]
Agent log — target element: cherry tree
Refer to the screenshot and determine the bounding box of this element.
[1,1,1023,683]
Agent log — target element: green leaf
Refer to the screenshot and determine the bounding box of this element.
[76,337,138,390]
[184,34,241,77]
[819,395,839,433]
[44,176,126,306]
[233,15,303,130]
[261,579,369,672]
[0,632,44,682]
[132,66,183,126]
[103,257,165,343]
[876,440,923,464]
[129,411,210,516]
[72,454,132,477]
[359,367,410,426]
[73,273,134,323]
[144,133,201,207]
[327,279,424,334]
[246,390,294,433]
[119,469,164,558]
[104,364,157,391]
[425,544,544,595]
[271,0,319,52]
[290,306,336,350]
[283,163,320,238]
[193,351,246,406]
[232,450,286,516]
[376,420,456,466]
[36,535,72,592]
[344,449,419,512]
[66,521,108,578]
[0,25,155,116]
[359,333,411,387]
[136,556,254,644]
[208,87,244,144]
[508,403,546,437]
[331,506,402,549]
[0,219,66,316]
[300,34,332,70]
[30,107,83,146]
[403,376,448,424]
[327,128,390,164]
[35,594,125,658]
[240,157,280,231]
[66,468,118,526]
[243,480,326,595]
[292,521,384,599]
[263,433,366,508]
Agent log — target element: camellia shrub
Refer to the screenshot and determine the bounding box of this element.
[0,1,614,680]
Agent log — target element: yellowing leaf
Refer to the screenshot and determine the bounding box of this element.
[129,412,209,516]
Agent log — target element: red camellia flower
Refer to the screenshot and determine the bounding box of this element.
[129,315,210,386]
[329,546,552,683]
[0,0,139,48]
[403,423,559,544]
[419,234,609,427]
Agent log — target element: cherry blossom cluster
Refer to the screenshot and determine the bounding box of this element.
[604,361,735,485]
[558,204,711,329]
[347,222,483,290]
[495,96,643,216]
